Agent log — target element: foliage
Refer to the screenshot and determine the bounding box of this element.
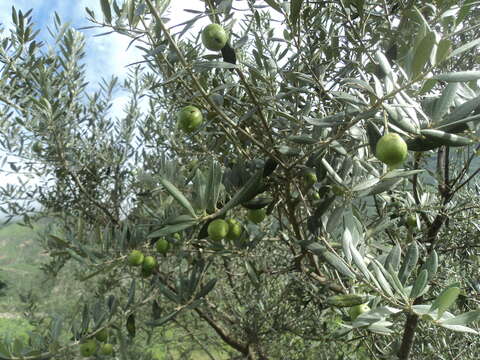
[0,0,480,359]
[0,318,34,346]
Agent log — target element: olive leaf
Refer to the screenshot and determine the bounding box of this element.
[430,286,461,319]
[159,177,197,218]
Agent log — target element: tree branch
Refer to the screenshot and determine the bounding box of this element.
[398,145,451,359]
[194,307,248,356]
[397,313,419,360]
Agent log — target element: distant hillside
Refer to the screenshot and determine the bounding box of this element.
[0,221,47,343]
[0,222,47,311]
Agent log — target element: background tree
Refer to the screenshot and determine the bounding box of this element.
[0,0,480,359]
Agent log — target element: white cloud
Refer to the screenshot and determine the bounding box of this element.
[110,94,131,119]
[0,4,10,31]
[83,31,143,85]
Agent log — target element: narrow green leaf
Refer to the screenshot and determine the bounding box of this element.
[367,322,394,334]
[429,32,439,66]
[159,177,197,218]
[278,145,301,156]
[192,169,207,212]
[92,300,105,326]
[373,259,405,298]
[443,95,480,123]
[306,242,326,256]
[126,278,136,309]
[326,206,345,234]
[385,245,401,271]
[355,307,401,328]
[432,83,459,122]
[290,0,303,26]
[384,104,419,134]
[330,91,366,106]
[372,74,384,97]
[112,0,122,16]
[188,261,204,296]
[205,160,222,214]
[164,214,197,225]
[196,278,217,299]
[410,269,428,299]
[419,78,437,95]
[264,0,283,13]
[441,310,480,326]
[436,39,451,64]
[411,31,435,77]
[107,295,117,314]
[81,303,90,333]
[126,314,136,337]
[351,178,379,192]
[366,178,402,195]
[11,6,17,25]
[49,234,71,248]
[148,221,197,238]
[100,0,112,24]
[80,263,117,281]
[242,196,273,209]
[448,38,480,60]
[342,227,353,264]
[151,300,161,320]
[349,243,371,280]
[412,304,434,317]
[423,250,438,281]
[432,71,480,82]
[326,294,368,307]
[305,111,350,127]
[437,113,480,133]
[386,263,408,300]
[438,324,479,334]
[421,129,473,147]
[398,241,419,285]
[321,158,343,184]
[219,169,263,215]
[430,287,461,319]
[365,121,382,153]
[407,135,441,151]
[456,0,475,27]
[287,135,317,144]
[395,91,421,129]
[194,61,238,70]
[412,6,431,34]
[245,260,259,287]
[382,169,425,180]
[341,78,375,94]
[353,0,365,19]
[371,261,394,297]
[146,311,178,328]
[375,51,392,76]
[322,251,356,279]
[158,283,180,303]
[313,196,335,219]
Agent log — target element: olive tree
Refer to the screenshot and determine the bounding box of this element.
[1,1,480,359]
